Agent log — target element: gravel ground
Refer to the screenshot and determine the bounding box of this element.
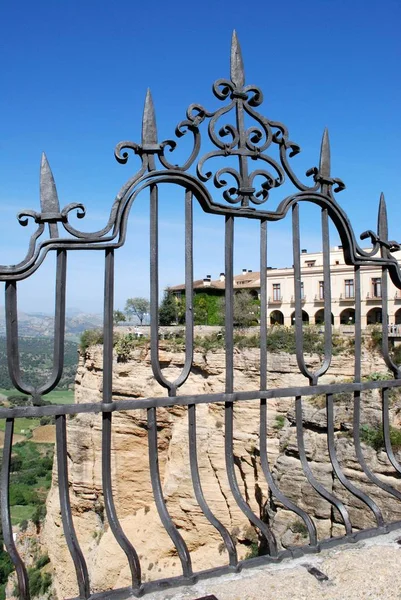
[144,530,401,600]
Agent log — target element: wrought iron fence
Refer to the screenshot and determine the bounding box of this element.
[1,31,401,600]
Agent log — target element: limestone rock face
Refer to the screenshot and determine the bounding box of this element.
[41,344,401,599]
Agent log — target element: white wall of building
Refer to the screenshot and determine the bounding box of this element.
[266,247,401,327]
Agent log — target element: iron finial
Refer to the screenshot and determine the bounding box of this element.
[40,152,60,214]
[319,128,331,180]
[230,30,245,88]
[377,192,388,241]
[141,88,158,146]
[40,152,61,238]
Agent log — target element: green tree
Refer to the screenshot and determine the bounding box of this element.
[234,291,259,327]
[113,309,126,326]
[219,290,259,327]
[0,520,13,597]
[159,291,177,325]
[194,294,209,325]
[125,297,150,325]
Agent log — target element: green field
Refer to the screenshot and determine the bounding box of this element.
[0,417,41,435]
[0,388,74,404]
[10,504,36,526]
[0,389,75,436]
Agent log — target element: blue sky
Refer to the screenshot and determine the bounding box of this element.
[0,0,400,313]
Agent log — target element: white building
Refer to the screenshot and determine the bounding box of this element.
[265,246,401,328]
[170,247,401,328]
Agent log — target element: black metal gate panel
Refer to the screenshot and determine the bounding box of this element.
[2,32,401,600]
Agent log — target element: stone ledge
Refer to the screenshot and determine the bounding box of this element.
[141,529,401,600]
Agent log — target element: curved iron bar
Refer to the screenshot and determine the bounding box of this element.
[258,219,317,546]
[149,185,193,395]
[1,419,30,600]
[188,403,238,566]
[352,266,401,503]
[224,216,277,556]
[353,391,401,502]
[5,249,67,400]
[326,394,384,527]
[102,248,142,590]
[295,397,352,535]
[56,415,91,598]
[381,267,400,377]
[147,406,193,577]
[259,399,318,545]
[382,388,401,475]
[292,204,331,385]
[320,207,333,373]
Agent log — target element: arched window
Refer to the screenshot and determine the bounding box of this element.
[366,307,382,325]
[270,310,284,325]
[291,310,309,324]
[315,309,334,325]
[340,308,355,324]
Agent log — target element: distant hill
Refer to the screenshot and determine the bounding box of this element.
[0,337,78,390]
[0,310,103,341]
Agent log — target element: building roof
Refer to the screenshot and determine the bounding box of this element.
[168,270,261,293]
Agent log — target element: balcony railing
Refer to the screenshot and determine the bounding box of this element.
[291,295,306,303]
[366,292,382,300]
[268,295,282,303]
[339,293,355,301]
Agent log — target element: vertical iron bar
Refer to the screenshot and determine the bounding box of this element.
[147,407,193,577]
[259,219,317,545]
[185,192,237,565]
[380,267,401,472]
[148,185,192,576]
[37,249,67,395]
[382,388,401,474]
[225,216,234,396]
[56,415,90,598]
[224,216,277,556]
[320,209,332,374]
[295,396,352,534]
[5,282,34,396]
[102,248,142,589]
[6,251,67,399]
[149,182,167,390]
[184,189,194,372]
[381,267,399,376]
[1,418,30,600]
[259,219,268,393]
[148,184,193,392]
[292,205,315,384]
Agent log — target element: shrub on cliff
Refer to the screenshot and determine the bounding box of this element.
[79,329,104,352]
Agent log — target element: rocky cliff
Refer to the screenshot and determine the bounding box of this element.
[40,342,401,599]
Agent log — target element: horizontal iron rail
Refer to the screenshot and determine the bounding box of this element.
[1,378,401,419]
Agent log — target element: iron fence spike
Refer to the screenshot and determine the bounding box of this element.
[230,30,245,88]
[378,192,388,241]
[40,152,60,213]
[141,88,158,146]
[319,127,331,180]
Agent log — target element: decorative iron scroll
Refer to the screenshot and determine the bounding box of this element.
[1,32,400,286]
